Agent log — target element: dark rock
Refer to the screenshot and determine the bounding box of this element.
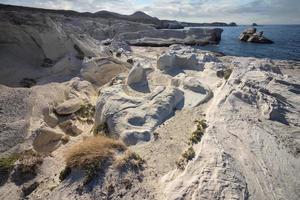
[41,58,54,68]
[239,27,273,44]
[20,78,36,88]
[127,58,134,64]
[216,70,225,78]
[22,181,39,197]
[252,23,258,26]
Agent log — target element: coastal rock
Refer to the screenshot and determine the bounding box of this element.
[118,28,223,47]
[239,27,273,44]
[55,99,82,115]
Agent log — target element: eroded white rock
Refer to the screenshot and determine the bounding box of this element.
[126,63,145,86]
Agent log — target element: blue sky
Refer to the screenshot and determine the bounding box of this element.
[0,0,299,24]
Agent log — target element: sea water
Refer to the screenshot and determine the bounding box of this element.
[195,25,300,61]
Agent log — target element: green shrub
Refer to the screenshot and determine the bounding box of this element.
[76,103,95,124]
[224,69,233,80]
[59,167,71,182]
[188,120,207,144]
[182,147,195,161]
[0,154,20,175]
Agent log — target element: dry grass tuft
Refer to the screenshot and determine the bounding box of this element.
[114,151,145,171]
[62,136,127,185]
[65,136,126,169]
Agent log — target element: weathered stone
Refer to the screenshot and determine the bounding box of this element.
[55,99,82,115]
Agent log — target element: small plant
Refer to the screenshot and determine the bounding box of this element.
[175,158,186,170]
[224,69,233,80]
[0,154,20,178]
[83,162,99,185]
[75,103,95,124]
[175,147,195,170]
[153,132,160,141]
[176,120,207,170]
[59,167,71,182]
[93,123,109,136]
[182,147,195,161]
[11,150,43,185]
[189,120,207,144]
[114,151,145,171]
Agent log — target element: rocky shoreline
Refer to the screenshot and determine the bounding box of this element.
[0,4,299,200]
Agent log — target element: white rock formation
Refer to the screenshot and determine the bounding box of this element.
[95,85,184,145]
[161,57,300,200]
[126,63,145,85]
[157,48,204,72]
[80,57,131,86]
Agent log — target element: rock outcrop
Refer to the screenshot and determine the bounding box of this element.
[118,28,223,47]
[239,27,274,44]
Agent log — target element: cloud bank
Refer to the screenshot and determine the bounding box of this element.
[0,0,299,24]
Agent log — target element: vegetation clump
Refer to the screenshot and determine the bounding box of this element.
[224,69,233,80]
[0,154,20,184]
[11,150,43,185]
[176,119,208,170]
[75,103,95,124]
[176,147,195,170]
[114,151,145,171]
[182,147,196,161]
[63,136,126,185]
[93,122,109,136]
[188,119,207,145]
[153,132,160,141]
[59,166,71,182]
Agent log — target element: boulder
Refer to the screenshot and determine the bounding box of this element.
[118,28,223,47]
[81,57,130,86]
[157,52,199,70]
[59,120,83,136]
[32,127,64,152]
[239,28,273,44]
[42,107,59,128]
[55,98,82,115]
[126,63,145,85]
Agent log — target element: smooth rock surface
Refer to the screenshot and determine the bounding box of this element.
[55,99,82,115]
